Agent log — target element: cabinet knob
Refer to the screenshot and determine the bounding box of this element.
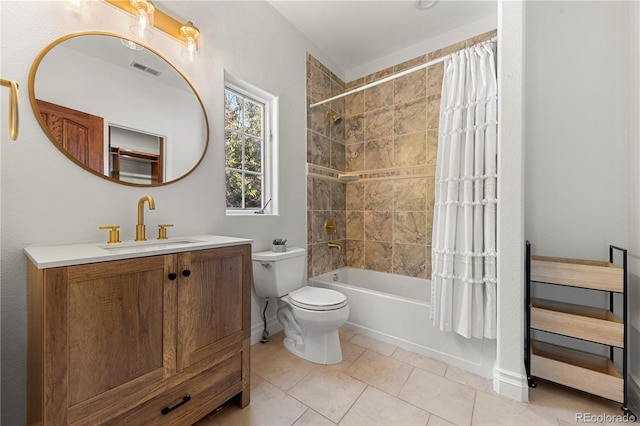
[182,270,191,277]
[168,273,177,281]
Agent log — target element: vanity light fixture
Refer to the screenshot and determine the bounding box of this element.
[180,21,200,62]
[104,1,202,61]
[129,0,155,41]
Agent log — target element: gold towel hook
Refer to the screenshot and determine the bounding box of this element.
[1,78,19,141]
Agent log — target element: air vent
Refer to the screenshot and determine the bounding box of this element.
[130,61,162,77]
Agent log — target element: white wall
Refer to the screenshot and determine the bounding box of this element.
[494,0,527,402]
[525,1,629,259]
[628,0,640,413]
[524,0,638,411]
[0,1,321,424]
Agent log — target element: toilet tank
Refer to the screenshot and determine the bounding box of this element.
[252,247,306,298]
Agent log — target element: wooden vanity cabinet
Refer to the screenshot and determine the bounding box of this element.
[27,244,252,425]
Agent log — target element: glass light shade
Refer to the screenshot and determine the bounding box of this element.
[120,38,144,51]
[180,22,200,62]
[130,0,155,40]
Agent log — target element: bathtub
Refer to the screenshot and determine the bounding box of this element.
[309,267,496,378]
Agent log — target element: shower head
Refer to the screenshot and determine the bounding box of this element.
[327,110,343,125]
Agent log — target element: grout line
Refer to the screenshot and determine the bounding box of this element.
[337,383,369,425]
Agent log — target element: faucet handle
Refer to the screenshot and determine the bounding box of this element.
[158,223,174,240]
[99,225,121,244]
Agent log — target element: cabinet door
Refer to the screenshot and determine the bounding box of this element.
[43,255,176,425]
[176,245,252,371]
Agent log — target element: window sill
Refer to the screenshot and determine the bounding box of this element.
[226,210,277,216]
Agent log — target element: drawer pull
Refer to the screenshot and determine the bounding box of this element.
[161,394,191,415]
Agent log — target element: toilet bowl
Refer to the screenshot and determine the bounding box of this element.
[252,247,349,365]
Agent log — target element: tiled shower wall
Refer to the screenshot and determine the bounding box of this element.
[307,29,496,279]
[306,55,347,277]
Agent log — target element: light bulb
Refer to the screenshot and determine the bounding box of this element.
[180,22,200,62]
[130,0,154,40]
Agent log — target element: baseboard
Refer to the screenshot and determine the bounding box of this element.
[344,321,495,379]
[492,365,529,402]
[251,316,282,345]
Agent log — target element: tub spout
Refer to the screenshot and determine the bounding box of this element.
[328,242,342,250]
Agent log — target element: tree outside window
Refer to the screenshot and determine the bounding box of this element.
[225,88,266,210]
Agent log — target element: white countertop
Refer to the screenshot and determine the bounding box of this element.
[24,234,253,269]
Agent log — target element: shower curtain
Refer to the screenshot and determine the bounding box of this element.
[431,42,497,339]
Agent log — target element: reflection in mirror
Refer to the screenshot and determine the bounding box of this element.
[29,32,208,186]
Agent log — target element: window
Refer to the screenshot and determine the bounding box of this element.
[224,80,275,214]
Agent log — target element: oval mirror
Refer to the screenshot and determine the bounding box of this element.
[28,32,209,186]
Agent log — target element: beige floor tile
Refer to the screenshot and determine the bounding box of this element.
[340,326,356,341]
[398,367,476,425]
[327,340,367,372]
[427,415,456,425]
[251,369,265,389]
[527,380,622,425]
[288,368,367,423]
[345,349,414,396]
[392,347,448,376]
[472,390,557,425]
[294,408,337,425]
[251,337,283,366]
[340,386,430,426]
[350,333,397,356]
[213,381,307,426]
[253,347,318,391]
[444,365,492,392]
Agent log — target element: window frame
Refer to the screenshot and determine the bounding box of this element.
[224,76,277,216]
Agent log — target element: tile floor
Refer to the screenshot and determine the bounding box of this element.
[195,328,631,425]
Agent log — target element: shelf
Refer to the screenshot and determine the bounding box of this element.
[531,298,623,347]
[531,255,623,292]
[531,340,623,403]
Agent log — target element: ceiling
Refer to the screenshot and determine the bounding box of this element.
[268,0,497,77]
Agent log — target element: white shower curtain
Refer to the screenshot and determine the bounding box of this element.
[431,42,497,339]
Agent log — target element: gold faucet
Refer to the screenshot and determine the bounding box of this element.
[135,195,156,241]
[328,242,342,250]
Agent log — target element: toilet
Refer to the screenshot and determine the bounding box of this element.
[252,247,349,364]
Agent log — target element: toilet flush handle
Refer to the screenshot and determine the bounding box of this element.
[260,263,271,268]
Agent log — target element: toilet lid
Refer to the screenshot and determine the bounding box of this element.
[289,286,347,311]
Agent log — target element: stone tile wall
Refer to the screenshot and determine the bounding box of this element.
[306,54,347,277]
[306,29,496,278]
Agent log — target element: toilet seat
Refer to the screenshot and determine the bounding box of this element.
[288,286,347,311]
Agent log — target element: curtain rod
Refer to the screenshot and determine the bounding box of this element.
[309,38,496,109]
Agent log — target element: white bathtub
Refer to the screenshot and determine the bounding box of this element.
[309,267,496,378]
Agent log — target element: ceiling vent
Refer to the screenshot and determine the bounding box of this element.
[130,61,162,77]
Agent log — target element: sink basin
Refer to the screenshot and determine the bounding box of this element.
[100,238,205,254]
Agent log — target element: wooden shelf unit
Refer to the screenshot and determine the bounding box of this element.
[525,242,634,418]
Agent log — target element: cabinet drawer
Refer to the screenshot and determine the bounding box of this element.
[105,353,243,425]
